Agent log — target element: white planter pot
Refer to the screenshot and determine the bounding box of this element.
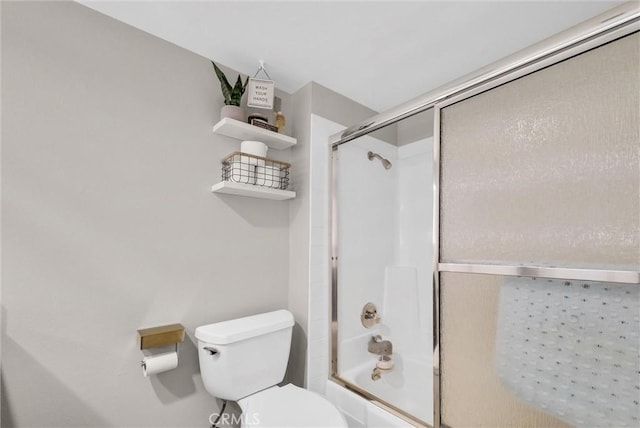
[220,105,245,122]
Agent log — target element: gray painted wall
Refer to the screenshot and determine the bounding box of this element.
[1,2,291,426]
[310,83,396,146]
[397,108,435,145]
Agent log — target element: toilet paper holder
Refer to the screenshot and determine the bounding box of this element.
[137,323,185,376]
[137,323,185,350]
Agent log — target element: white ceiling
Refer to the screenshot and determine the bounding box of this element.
[79,1,623,112]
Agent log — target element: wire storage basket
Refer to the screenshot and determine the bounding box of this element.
[221,152,291,190]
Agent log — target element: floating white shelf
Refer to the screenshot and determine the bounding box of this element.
[212,117,296,150]
[211,181,296,200]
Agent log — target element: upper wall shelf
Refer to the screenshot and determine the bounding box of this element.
[212,117,296,150]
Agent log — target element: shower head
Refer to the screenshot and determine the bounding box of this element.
[367,151,392,170]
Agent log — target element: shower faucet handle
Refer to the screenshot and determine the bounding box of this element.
[361,302,380,328]
[364,310,378,320]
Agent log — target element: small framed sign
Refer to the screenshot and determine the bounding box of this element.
[247,77,275,109]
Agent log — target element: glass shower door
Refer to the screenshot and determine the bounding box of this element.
[438,31,640,427]
[331,109,435,425]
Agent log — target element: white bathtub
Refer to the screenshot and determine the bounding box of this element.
[326,379,413,427]
[327,356,433,428]
[340,354,432,425]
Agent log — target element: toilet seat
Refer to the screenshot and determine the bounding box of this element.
[238,384,347,428]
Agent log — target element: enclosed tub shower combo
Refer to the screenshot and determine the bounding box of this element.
[326,4,639,427]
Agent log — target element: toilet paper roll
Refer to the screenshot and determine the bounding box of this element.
[256,165,281,188]
[230,160,256,184]
[141,351,178,377]
[240,140,268,158]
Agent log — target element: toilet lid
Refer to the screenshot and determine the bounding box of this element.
[238,384,347,428]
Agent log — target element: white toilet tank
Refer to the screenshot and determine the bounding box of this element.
[195,309,295,401]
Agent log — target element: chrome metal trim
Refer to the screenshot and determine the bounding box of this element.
[329,3,639,146]
[330,374,432,427]
[438,263,640,284]
[438,23,639,109]
[330,144,339,377]
[432,106,442,428]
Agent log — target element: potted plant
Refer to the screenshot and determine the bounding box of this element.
[212,61,249,122]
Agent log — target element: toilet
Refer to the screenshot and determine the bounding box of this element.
[195,309,347,428]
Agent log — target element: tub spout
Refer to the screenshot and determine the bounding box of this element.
[368,335,393,356]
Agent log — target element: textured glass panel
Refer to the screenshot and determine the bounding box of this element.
[440,33,640,268]
[440,272,640,427]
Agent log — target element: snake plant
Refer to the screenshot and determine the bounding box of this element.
[211,61,249,106]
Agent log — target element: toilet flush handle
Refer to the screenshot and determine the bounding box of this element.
[203,346,218,356]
